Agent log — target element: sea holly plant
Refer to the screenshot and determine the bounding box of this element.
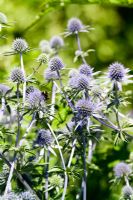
[0,15,133,200]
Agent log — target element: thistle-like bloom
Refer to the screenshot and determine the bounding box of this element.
[50,35,64,49]
[76,99,95,117]
[48,56,64,71]
[0,12,7,24]
[26,86,40,97]
[69,74,89,90]
[67,18,83,33]
[114,162,132,178]
[36,53,48,64]
[19,191,36,200]
[0,192,19,200]
[36,129,52,146]
[44,68,58,81]
[39,40,52,54]
[12,38,29,53]
[108,62,127,82]
[122,185,133,199]
[49,174,63,188]
[10,68,25,83]
[79,64,93,77]
[27,90,43,109]
[0,84,10,96]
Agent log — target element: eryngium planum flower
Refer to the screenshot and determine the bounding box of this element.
[10,68,25,83]
[69,74,89,90]
[114,162,132,178]
[12,38,29,53]
[44,68,58,81]
[48,56,64,71]
[49,174,63,188]
[0,84,10,96]
[50,35,64,49]
[76,99,95,117]
[67,18,83,33]
[36,129,52,146]
[79,64,93,77]
[0,192,19,200]
[108,62,126,82]
[122,185,133,199]
[0,12,7,24]
[36,53,48,64]
[27,90,43,109]
[39,40,52,54]
[19,191,36,200]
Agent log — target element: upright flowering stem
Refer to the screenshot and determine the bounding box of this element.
[45,149,50,200]
[20,53,26,106]
[47,123,67,200]
[50,81,57,121]
[4,83,20,196]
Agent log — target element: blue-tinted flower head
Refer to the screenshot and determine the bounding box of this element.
[79,64,93,77]
[0,84,10,96]
[50,35,64,49]
[10,68,25,83]
[69,74,89,90]
[39,40,52,54]
[67,18,83,34]
[44,68,58,81]
[0,12,7,24]
[27,90,43,109]
[114,162,132,178]
[108,62,127,82]
[122,185,133,199]
[48,56,64,71]
[36,129,52,146]
[76,99,95,117]
[12,38,29,53]
[19,191,36,200]
[68,69,78,78]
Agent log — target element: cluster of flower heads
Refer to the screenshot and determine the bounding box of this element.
[114,162,133,199]
[35,129,52,147]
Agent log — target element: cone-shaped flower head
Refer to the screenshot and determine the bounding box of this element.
[10,68,25,83]
[79,64,93,77]
[12,38,29,53]
[36,53,48,64]
[114,162,132,178]
[48,56,64,71]
[67,18,83,33]
[27,90,43,109]
[36,129,52,146]
[122,185,133,199]
[69,74,89,90]
[49,174,63,188]
[108,62,127,82]
[44,68,58,81]
[76,99,95,117]
[50,35,64,49]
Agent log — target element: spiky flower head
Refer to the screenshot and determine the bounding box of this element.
[12,38,29,53]
[68,69,78,78]
[122,185,133,199]
[19,191,36,200]
[69,74,89,90]
[114,162,132,178]
[49,174,63,188]
[27,90,43,109]
[36,129,52,146]
[48,56,64,71]
[79,64,93,77]
[0,84,10,96]
[10,68,25,83]
[36,53,48,64]
[44,68,58,81]
[50,35,64,49]
[0,192,19,200]
[67,18,83,33]
[76,99,95,117]
[39,40,52,54]
[108,62,127,82]
[0,12,7,24]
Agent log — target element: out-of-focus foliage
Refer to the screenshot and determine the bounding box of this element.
[0,1,133,200]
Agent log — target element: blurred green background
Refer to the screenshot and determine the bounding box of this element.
[0,1,133,199]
